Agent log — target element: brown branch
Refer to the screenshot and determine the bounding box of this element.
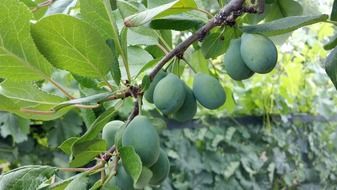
[149,0,245,79]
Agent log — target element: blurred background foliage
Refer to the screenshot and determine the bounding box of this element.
[2,0,337,189]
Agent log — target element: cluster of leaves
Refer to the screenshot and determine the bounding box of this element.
[160,118,337,190]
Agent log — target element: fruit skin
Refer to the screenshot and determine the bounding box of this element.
[192,73,226,110]
[144,70,167,103]
[103,164,134,190]
[240,33,278,74]
[149,149,170,185]
[153,73,186,115]
[122,116,160,167]
[171,84,197,122]
[224,39,254,81]
[102,120,124,148]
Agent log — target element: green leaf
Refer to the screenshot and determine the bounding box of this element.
[325,47,337,90]
[324,33,337,50]
[0,80,65,106]
[59,137,79,155]
[0,112,30,143]
[150,15,204,31]
[0,165,57,190]
[127,27,159,46]
[241,15,328,36]
[119,146,143,183]
[106,39,122,85]
[0,0,53,81]
[31,14,114,79]
[80,0,117,40]
[141,75,151,91]
[189,50,209,74]
[69,105,119,165]
[223,87,236,113]
[0,81,70,121]
[45,112,83,148]
[331,0,337,21]
[70,139,107,167]
[65,174,89,190]
[124,0,197,27]
[75,105,119,144]
[124,46,153,78]
[201,28,235,59]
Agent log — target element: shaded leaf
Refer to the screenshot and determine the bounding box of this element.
[45,112,83,148]
[59,137,79,155]
[70,139,107,167]
[241,15,328,36]
[325,47,337,90]
[0,112,30,143]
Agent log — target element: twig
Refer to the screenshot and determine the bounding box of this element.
[31,0,54,12]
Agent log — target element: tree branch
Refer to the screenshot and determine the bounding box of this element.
[149,0,245,79]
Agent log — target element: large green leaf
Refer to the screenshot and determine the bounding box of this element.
[31,14,114,79]
[0,0,53,81]
[241,15,328,36]
[325,47,337,90]
[0,80,64,105]
[80,0,115,40]
[0,165,57,190]
[124,0,197,27]
[0,82,70,121]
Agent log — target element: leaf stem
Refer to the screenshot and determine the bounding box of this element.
[48,79,74,99]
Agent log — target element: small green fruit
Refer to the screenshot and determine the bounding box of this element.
[240,33,278,74]
[102,120,124,148]
[193,73,226,110]
[172,84,197,122]
[122,116,160,167]
[149,149,170,185]
[153,73,186,115]
[224,38,254,80]
[144,70,167,103]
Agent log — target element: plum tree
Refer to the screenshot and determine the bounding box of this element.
[122,116,160,167]
[193,73,226,109]
[224,38,254,80]
[240,33,278,74]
